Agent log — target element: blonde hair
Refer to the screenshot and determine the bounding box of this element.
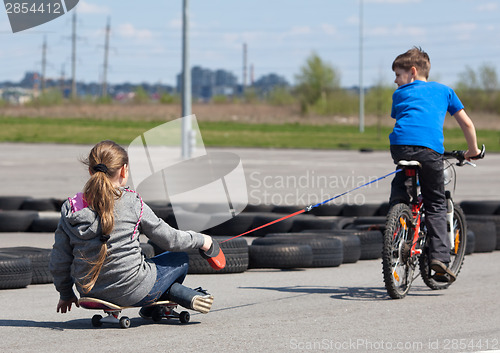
[392,46,431,79]
[80,140,128,293]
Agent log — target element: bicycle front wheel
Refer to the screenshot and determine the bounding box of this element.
[420,203,467,290]
[382,203,415,299]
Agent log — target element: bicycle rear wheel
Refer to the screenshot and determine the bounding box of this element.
[420,204,467,290]
[382,203,415,299]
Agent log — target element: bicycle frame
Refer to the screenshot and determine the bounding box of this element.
[401,164,425,260]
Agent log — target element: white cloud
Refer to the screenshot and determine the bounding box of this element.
[77,1,109,14]
[450,22,477,41]
[477,2,498,12]
[369,24,425,37]
[287,26,312,35]
[116,23,153,40]
[321,24,337,36]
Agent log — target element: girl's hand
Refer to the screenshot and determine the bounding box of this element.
[200,234,213,252]
[57,296,79,313]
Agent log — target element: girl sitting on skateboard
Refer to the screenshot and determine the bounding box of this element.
[49,140,224,317]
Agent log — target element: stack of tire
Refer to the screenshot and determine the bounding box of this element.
[460,200,500,253]
[241,203,386,270]
[0,247,53,289]
[0,196,63,233]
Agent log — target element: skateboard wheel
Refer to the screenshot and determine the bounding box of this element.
[151,307,164,322]
[120,316,131,329]
[91,314,103,327]
[179,311,190,324]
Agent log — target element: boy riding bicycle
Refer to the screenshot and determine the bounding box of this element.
[389,47,482,283]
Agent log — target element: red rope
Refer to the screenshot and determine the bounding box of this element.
[220,209,305,243]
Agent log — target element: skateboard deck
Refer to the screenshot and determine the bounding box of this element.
[78,297,190,328]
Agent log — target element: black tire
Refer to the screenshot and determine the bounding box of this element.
[376,202,391,216]
[243,204,274,213]
[253,236,343,268]
[149,236,249,274]
[151,307,164,322]
[20,198,57,212]
[0,211,38,232]
[249,213,294,237]
[120,316,131,329]
[465,230,475,255]
[0,254,32,289]
[249,244,313,269]
[467,219,497,252]
[356,231,383,260]
[347,216,387,232]
[0,247,52,284]
[179,311,190,324]
[273,231,361,264]
[466,215,500,250]
[0,196,29,210]
[140,243,155,259]
[186,236,249,274]
[382,203,415,299]
[341,204,381,217]
[207,213,255,236]
[29,212,61,232]
[149,206,174,222]
[420,204,467,290]
[290,215,337,232]
[460,200,500,215]
[91,314,103,327]
[308,204,343,217]
[271,205,305,214]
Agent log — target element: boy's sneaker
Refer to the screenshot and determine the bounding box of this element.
[430,259,456,283]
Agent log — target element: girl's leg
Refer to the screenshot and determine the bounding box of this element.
[134,251,214,316]
[133,251,189,307]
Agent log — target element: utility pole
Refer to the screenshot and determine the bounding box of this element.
[181,0,192,159]
[358,0,365,133]
[41,36,47,93]
[242,43,247,93]
[101,17,110,98]
[71,11,77,100]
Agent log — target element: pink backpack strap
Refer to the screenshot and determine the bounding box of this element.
[124,189,143,241]
[69,192,88,213]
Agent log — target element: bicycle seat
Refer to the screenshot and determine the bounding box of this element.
[397,160,421,168]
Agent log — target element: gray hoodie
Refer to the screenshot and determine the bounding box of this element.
[49,188,205,306]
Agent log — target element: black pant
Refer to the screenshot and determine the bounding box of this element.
[389,145,450,264]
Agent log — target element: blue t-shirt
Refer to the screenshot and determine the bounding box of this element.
[389,80,464,154]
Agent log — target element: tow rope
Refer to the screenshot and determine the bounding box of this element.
[221,169,401,243]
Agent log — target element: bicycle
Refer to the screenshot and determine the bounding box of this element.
[382,145,485,299]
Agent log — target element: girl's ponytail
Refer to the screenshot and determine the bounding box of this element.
[80,140,128,293]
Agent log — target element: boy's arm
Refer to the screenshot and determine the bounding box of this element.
[453,109,481,160]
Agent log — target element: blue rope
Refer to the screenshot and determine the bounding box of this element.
[305,169,402,212]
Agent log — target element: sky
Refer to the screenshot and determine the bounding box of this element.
[0,0,499,89]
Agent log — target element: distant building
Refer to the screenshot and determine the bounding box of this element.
[177,66,238,101]
[252,73,289,95]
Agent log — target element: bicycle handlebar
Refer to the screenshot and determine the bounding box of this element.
[444,144,486,166]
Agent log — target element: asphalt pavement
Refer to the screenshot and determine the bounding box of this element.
[0,143,499,353]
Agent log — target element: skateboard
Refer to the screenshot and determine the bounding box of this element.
[78,297,190,328]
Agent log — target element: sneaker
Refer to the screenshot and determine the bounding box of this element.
[191,288,214,314]
[167,283,214,314]
[430,259,456,283]
[139,305,154,319]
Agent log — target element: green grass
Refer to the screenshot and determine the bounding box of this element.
[0,116,498,151]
